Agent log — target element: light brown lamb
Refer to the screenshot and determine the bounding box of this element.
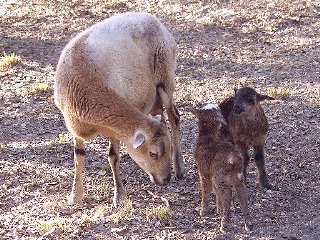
[190,104,252,232]
[219,87,276,190]
[54,12,185,207]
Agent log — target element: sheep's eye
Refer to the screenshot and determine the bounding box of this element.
[149,152,158,158]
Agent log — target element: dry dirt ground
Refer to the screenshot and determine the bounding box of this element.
[0,0,319,239]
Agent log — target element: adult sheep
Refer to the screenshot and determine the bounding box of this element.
[54,12,185,207]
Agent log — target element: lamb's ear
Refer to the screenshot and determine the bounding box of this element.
[234,88,238,96]
[152,115,162,122]
[132,133,146,149]
[257,93,275,101]
[216,111,227,126]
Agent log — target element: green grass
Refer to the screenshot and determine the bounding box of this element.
[268,87,290,100]
[0,52,21,68]
[38,218,67,234]
[146,205,172,224]
[111,199,134,224]
[28,81,51,96]
[55,133,72,144]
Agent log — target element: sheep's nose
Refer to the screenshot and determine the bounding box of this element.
[163,172,171,185]
[150,172,171,186]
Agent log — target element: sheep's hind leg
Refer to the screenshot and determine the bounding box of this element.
[108,138,127,207]
[158,87,186,180]
[69,137,85,205]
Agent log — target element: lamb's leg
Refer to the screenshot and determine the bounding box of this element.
[158,87,186,179]
[234,181,252,231]
[237,143,250,184]
[253,146,276,190]
[199,174,212,216]
[212,182,222,214]
[108,138,126,207]
[69,137,85,204]
[218,185,232,233]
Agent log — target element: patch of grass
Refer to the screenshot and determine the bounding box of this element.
[55,133,72,144]
[28,81,51,96]
[268,87,290,100]
[146,205,172,224]
[111,199,134,224]
[38,218,67,234]
[224,87,234,97]
[0,52,21,68]
[80,214,93,226]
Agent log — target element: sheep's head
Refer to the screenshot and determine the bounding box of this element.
[189,104,227,134]
[126,120,171,186]
[232,87,275,115]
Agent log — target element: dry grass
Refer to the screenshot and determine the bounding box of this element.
[0,52,21,68]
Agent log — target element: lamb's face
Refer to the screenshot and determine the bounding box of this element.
[232,87,275,115]
[126,123,171,186]
[232,87,257,115]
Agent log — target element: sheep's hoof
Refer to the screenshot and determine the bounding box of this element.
[113,191,127,208]
[220,217,230,233]
[174,154,186,180]
[219,224,228,233]
[68,193,83,205]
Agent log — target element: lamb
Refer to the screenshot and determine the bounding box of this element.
[53,12,185,207]
[190,104,252,232]
[219,87,276,190]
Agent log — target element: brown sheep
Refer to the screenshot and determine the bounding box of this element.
[219,87,276,190]
[190,104,252,232]
[54,12,185,207]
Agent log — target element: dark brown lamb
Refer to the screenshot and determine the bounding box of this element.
[219,87,276,190]
[191,104,252,232]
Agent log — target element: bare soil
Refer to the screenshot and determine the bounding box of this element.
[0,0,319,239]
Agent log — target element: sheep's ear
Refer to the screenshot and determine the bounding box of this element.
[132,133,145,149]
[257,93,275,101]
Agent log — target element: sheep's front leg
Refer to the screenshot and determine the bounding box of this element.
[253,146,276,190]
[108,138,126,207]
[158,87,186,179]
[69,137,85,204]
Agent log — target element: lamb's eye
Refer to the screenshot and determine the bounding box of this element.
[149,152,158,158]
[246,98,253,104]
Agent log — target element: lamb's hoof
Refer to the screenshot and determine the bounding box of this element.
[200,208,211,217]
[68,193,83,205]
[261,183,279,191]
[244,221,253,231]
